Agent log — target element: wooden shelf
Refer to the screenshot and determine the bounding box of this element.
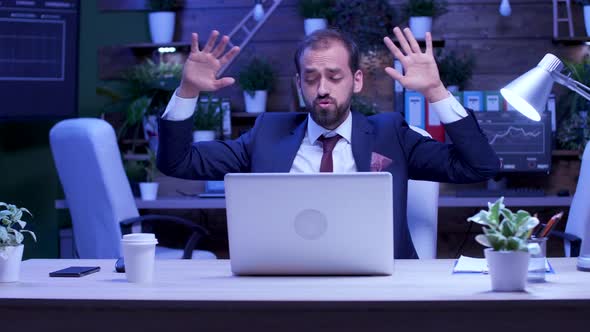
[552,37,590,45]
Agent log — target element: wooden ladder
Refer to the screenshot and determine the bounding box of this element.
[218,0,283,76]
[553,0,574,38]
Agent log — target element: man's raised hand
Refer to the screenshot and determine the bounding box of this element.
[177,30,240,98]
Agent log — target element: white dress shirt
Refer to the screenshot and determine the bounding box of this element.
[161,90,469,172]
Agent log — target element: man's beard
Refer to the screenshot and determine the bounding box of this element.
[306,92,353,130]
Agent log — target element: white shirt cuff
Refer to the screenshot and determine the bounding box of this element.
[161,89,199,121]
[429,92,468,124]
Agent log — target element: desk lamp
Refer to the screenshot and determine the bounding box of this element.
[501,53,590,271]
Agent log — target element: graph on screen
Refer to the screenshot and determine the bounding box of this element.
[481,123,545,154]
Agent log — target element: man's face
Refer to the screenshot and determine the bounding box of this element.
[297,41,363,130]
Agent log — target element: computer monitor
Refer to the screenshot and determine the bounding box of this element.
[473,111,552,174]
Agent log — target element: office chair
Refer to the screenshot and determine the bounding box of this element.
[407,126,440,259]
[49,118,216,260]
[553,142,590,257]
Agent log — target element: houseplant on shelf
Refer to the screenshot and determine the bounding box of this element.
[193,95,223,142]
[467,197,540,292]
[139,149,159,200]
[0,202,36,282]
[238,57,275,113]
[146,0,182,43]
[298,0,334,35]
[404,0,448,40]
[436,50,476,92]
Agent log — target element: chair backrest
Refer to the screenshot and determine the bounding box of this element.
[565,142,590,256]
[407,126,440,259]
[50,118,139,258]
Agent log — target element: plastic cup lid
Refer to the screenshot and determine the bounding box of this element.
[121,233,158,244]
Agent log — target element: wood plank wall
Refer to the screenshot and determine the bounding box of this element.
[99,0,590,114]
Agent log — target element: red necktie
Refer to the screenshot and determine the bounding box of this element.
[318,134,341,172]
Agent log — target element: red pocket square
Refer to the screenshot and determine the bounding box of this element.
[370,152,393,172]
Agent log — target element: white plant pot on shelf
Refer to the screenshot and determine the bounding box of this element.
[585,6,590,36]
[243,90,268,113]
[139,182,159,201]
[148,12,176,43]
[304,18,327,36]
[484,248,530,292]
[193,130,216,142]
[409,16,432,40]
[0,244,24,283]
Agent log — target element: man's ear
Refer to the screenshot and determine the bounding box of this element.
[353,69,363,93]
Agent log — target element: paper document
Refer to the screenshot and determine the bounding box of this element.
[453,255,551,274]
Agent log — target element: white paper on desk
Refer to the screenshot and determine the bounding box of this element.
[453,255,551,274]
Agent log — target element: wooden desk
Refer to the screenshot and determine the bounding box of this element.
[54,195,572,210]
[1,258,589,332]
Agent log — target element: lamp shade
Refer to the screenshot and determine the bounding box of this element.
[500,54,563,122]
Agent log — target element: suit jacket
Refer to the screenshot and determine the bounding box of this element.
[157,110,500,259]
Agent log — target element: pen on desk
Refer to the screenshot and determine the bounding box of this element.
[538,211,564,238]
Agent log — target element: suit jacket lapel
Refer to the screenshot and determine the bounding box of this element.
[351,111,375,172]
[272,116,308,172]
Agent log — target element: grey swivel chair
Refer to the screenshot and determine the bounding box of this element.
[407,126,440,259]
[50,118,216,260]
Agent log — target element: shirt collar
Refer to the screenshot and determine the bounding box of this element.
[307,111,352,145]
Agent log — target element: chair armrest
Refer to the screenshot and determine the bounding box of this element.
[549,230,582,257]
[119,214,211,259]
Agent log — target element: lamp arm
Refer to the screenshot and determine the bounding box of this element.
[552,71,590,102]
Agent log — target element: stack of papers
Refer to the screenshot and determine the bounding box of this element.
[453,256,552,274]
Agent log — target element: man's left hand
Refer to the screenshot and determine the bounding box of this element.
[383,27,448,103]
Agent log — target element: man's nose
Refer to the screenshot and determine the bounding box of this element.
[317,78,329,96]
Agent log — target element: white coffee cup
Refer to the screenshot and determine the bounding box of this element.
[121,233,158,283]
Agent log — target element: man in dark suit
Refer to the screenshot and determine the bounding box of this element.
[157,27,500,259]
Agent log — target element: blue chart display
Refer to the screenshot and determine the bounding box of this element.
[474,111,552,173]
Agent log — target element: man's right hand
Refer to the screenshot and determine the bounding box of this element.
[177,30,240,98]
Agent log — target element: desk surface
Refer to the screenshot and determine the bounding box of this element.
[2,259,589,332]
[54,195,572,210]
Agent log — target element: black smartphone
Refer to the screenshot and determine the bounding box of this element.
[49,266,101,277]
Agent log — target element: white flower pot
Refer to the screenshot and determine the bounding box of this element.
[148,12,175,43]
[304,18,327,36]
[409,16,432,40]
[193,130,216,142]
[139,182,159,201]
[243,90,268,113]
[0,244,24,282]
[584,6,590,37]
[484,248,530,292]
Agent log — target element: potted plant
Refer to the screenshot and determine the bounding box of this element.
[146,0,182,43]
[298,0,333,35]
[468,197,540,292]
[404,0,448,40]
[193,95,223,142]
[98,59,182,153]
[139,149,159,200]
[238,58,275,113]
[0,202,36,282]
[576,1,590,36]
[436,50,476,92]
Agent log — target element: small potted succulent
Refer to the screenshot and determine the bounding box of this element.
[298,0,334,35]
[436,50,476,92]
[139,149,159,200]
[468,197,540,292]
[0,202,36,282]
[238,57,275,113]
[404,0,448,40]
[146,0,182,43]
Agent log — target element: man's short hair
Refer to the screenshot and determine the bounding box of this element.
[294,29,360,75]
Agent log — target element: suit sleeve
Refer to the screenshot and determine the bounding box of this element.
[398,110,500,183]
[156,113,264,181]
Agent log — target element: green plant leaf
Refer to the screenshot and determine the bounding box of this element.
[0,227,8,242]
[513,210,531,228]
[499,219,515,237]
[20,229,37,242]
[506,237,523,251]
[20,207,33,218]
[475,234,491,247]
[13,230,23,244]
[486,232,507,251]
[16,220,26,229]
[500,207,514,221]
[467,210,491,226]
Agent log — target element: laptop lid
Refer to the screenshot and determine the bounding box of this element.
[224,173,394,276]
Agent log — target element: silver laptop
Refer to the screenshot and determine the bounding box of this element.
[224,173,394,276]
